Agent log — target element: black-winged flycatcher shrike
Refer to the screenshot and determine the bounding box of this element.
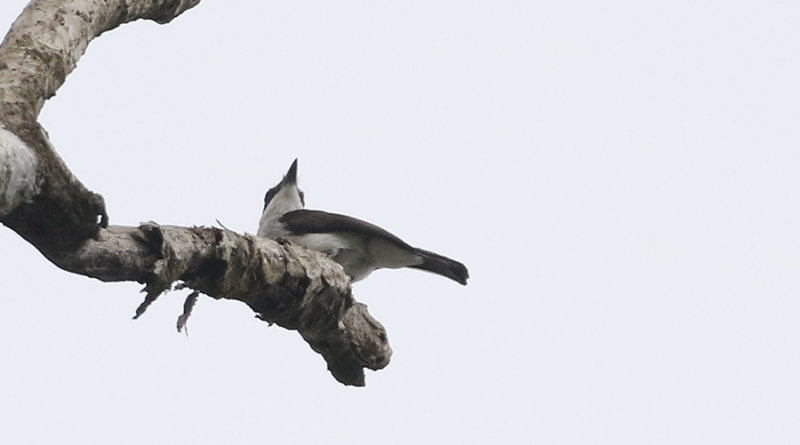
[257,159,469,285]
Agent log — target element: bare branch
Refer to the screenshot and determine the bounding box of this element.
[0,0,393,386]
[0,0,201,119]
[64,223,392,386]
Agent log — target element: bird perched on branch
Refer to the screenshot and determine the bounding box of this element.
[257,159,469,285]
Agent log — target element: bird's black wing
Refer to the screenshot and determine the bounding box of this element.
[280,209,414,250]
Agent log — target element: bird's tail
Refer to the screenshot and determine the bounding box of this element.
[410,248,469,285]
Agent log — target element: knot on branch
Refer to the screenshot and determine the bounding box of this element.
[133,221,184,318]
[136,0,203,24]
[343,303,392,370]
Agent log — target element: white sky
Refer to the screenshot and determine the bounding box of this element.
[2,1,800,444]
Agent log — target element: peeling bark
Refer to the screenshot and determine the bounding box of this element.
[0,0,392,386]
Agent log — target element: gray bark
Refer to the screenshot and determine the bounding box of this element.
[0,0,391,386]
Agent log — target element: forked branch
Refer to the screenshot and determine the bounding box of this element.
[0,0,391,386]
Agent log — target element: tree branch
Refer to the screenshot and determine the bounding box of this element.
[0,0,392,386]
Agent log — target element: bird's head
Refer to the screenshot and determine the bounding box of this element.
[263,158,306,215]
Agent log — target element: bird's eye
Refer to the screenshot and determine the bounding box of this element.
[299,190,306,206]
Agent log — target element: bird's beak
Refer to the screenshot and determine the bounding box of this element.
[283,158,298,185]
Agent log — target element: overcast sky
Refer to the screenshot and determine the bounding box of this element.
[2,1,800,444]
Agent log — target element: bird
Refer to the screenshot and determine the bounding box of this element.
[257,159,469,285]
